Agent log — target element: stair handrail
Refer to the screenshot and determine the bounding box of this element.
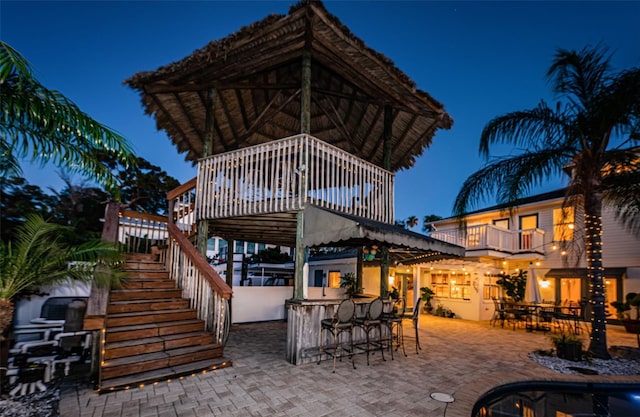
[166,223,232,298]
[166,222,232,345]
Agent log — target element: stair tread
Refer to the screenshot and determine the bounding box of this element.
[108,308,194,318]
[106,332,209,349]
[109,298,184,305]
[100,357,232,391]
[104,343,220,367]
[111,288,179,293]
[107,319,204,333]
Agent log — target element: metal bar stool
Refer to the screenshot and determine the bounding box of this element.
[318,298,356,372]
[354,298,386,365]
[382,298,405,358]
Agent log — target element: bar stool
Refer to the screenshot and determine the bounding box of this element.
[318,298,356,372]
[354,298,386,365]
[382,298,405,358]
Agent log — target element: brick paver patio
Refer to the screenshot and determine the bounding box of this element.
[59,315,640,417]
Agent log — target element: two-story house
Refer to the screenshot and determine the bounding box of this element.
[422,189,640,321]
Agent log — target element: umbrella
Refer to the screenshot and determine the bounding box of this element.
[524,263,542,304]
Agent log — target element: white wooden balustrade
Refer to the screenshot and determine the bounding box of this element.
[431,225,545,254]
[196,134,395,224]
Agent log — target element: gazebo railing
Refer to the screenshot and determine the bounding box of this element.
[196,134,395,224]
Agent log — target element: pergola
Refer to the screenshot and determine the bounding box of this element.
[126,1,462,293]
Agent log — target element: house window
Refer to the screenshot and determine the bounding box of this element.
[560,278,581,303]
[519,214,538,250]
[449,271,471,300]
[247,242,256,254]
[483,276,501,300]
[553,207,575,241]
[604,278,618,304]
[328,271,341,288]
[492,218,509,229]
[431,270,470,300]
[431,272,449,298]
[235,240,245,253]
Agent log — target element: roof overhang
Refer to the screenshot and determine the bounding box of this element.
[125,1,453,172]
[303,205,464,264]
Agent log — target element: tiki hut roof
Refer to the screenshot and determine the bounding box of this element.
[125,0,453,172]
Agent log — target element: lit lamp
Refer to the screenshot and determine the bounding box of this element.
[540,278,550,289]
[388,275,395,286]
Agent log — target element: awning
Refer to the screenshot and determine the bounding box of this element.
[545,268,627,279]
[302,205,464,264]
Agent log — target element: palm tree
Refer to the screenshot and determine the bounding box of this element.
[453,45,640,359]
[0,215,122,341]
[0,41,134,190]
[405,215,419,229]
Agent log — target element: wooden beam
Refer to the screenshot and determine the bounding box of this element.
[300,51,312,134]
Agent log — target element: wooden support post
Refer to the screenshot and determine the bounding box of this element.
[301,51,311,134]
[196,89,216,256]
[380,249,390,297]
[357,247,363,294]
[294,210,306,300]
[380,104,393,297]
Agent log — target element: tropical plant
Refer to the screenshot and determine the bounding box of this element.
[0,41,134,190]
[339,272,358,298]
[496,270,527,302]
[610,300,631,320]
[420,286,435,313]
[453,44,640,358]
[0,215,123,341]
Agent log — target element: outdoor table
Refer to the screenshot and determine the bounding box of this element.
[518,303,554,333]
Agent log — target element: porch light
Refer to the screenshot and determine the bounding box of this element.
[561,250,567,256]
[535,261,541,266]
[389,275,395,286]
[568,224,574,229]
[540,279,550,289]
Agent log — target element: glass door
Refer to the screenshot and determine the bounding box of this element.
[397,273,414,312]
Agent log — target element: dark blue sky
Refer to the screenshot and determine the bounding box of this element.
[2,1,639,222]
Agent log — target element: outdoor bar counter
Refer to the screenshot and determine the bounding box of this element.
[285,296,379,365]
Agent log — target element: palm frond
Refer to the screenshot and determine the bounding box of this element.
[479,102,573,157]
[546,44,612,110]
[454,148,570,217]
[0,214,122,300]
[0,41,136,189]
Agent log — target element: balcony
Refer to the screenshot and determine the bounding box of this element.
[196,134,394,224]
[430,224,545,256]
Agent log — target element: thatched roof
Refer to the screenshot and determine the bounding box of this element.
[126,0,453,172]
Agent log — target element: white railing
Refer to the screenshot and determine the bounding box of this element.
[117,210,168,259]
[431,225,545,254]
[196,134,395,224]
[166,223,232,345]
[167,177,197,235]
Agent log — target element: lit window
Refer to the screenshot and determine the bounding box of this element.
[553,207,575,241]
[328,271,341,288]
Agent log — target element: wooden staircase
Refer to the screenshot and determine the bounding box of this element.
[99,253,231,391]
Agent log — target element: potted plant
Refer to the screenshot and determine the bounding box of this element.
[420,286,434,314]
[339,272,358,298]
[550,332,584,361]
[610,300,631,320]
[388,286,400,300]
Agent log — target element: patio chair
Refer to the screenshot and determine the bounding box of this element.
[317,298,356,372]
[490,297,506,327]
[354,298,386,365]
